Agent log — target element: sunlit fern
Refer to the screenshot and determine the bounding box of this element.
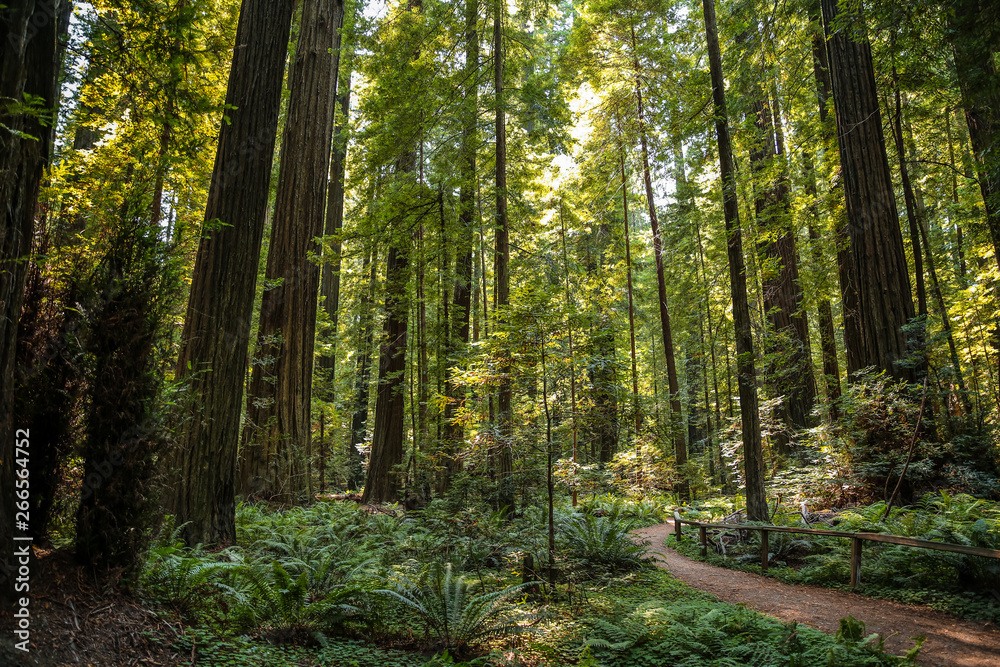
[376,561,538,654]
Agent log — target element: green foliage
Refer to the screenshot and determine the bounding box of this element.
[671,493,1000,622]
[377,561,538,655]
[558,508,647,571]
[579,584,921,666]
[802,372,999,505]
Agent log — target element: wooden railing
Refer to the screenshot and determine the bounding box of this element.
[672,509,1000,589]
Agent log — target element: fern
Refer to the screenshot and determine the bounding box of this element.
[559,511,646,571]
[376,562,538,654]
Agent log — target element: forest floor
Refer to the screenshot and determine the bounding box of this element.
[0,548,187,666]
[634,521,1000,667]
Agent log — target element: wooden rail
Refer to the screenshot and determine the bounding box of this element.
[672,509,1000,589]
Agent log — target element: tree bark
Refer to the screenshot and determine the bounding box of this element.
[240,0,344,502]
[809,0,862,380]
[443,0,479,489]
[167,0,295,544]
[629,24,685,484]
[701,0,767,521]
[318,3,358,382]
[1,0,67,595]
[362,0,423,504]
[947,0,1000,275]
[493,0,514,515]
[745,68,815,438]
[348,246,378,490]
[821,0,917,383]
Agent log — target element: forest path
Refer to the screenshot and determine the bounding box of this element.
[633,522,1000,667]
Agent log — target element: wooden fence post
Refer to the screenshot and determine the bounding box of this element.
[761,529,769,572]
[851,537,863,588]
[699,526,707,557]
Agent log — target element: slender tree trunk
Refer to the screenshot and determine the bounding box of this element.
[890,68,928,325]
[821,0,917,383]
[348,246,378,490]
[900,120,972,411]
[240,0,344,502]
[945,110,968,282]
[617,135,641,436]
[363,0,423,504]
[630,24,685,482]
[166,0,295,544]
[559,202,579,506]
[701,0,767,521]
[617,137,643,490]
[443,0,479,489]
[493,0,514,515]
[318,3,358,383]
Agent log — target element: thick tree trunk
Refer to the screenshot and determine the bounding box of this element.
[240,0,344,502]
[167,0,295,545]
[948,0,1000,275]
[1,0,66,595]
[701,0,768,521]
[821,0,917,383]
[810,0,862,380]
[493,0,514,515]
[363,243,410,504]
[746,74,815,438]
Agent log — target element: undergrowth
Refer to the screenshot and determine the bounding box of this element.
[139,496,923,665]
[669,491,1000,622]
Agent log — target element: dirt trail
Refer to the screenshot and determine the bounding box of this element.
[634,522,1000,667]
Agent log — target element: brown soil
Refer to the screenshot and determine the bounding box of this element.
[0,548,187,666]
[634,521,1000,667]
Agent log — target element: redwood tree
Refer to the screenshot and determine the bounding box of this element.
[821,0,917,382]
[167,0,295,544]
[0,0,66,596]
[701,0,767,521]
[240,0,345,502]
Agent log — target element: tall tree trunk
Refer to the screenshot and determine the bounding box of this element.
[318,3,358,383]
[630,24,685,484]
[363,242,411,504]
[167,0,295,544]
[821,0,917,383]
[493,0,514,515]
[348,246,378,490]
[363,0,423,504]
[890,67,928,325]
[947,0,1000,275]
[747,71,815,439]
[443,0,479,489]
[616,130,641,435]
[240,0,344,502]
[617,137,643,488]
[809,0,862,379]
[945,109,968,282]
[559,202,579,506]
[701,0,767,521]
[1,0,68,595]
[901,118,972,411]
